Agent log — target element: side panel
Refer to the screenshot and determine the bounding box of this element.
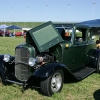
[62,43,74,70]
[86,49,100,68]
[72,43,87,68]
[50,42,74,70]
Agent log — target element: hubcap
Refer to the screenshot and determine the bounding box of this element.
[51,72,62,93]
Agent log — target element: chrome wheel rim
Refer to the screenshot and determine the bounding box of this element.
[51,72,62,93]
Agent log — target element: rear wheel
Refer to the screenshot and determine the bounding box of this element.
[40,69,64,96]
[97,55,100,73]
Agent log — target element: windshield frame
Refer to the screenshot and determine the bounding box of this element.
[56,26,74,42]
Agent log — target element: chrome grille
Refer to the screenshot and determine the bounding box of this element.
[15,47,32,81]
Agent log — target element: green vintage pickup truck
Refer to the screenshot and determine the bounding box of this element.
[1,20,100,96]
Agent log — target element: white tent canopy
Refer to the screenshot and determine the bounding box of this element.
[0,24,8,29]
[0,24,8,36]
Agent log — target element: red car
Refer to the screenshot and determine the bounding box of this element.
[0,30,10,37]
[0,30,3,36]
[15,32,23,36]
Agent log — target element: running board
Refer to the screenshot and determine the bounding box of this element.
[6,79,29,92]
[73,67,96,80]
[5,79,23,85]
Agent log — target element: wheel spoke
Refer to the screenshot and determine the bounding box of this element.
[51,72,62,92]
[51,78,56,87]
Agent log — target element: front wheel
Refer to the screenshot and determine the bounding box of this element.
[40,69,64,96]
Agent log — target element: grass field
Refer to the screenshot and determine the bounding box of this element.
[0,37,100,100]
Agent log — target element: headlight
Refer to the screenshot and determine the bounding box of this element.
[3,54,11,62]
[28,57,36,66]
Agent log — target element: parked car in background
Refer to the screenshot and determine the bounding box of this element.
[0,29,10,37]
[5,30,10,37]
[1,20,100,96]
[15,31,23,36]
[0,29,3,36]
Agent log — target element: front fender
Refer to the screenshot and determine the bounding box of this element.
[27,62,80,86]
[0,55,5,77]
[3,56,15,73]
[33,62,67,78]
[32,62,78,81]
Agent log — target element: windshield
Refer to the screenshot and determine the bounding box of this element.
[74,28,88,42]
[56,27,73,41]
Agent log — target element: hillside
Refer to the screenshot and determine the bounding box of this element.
[0,22,76,28]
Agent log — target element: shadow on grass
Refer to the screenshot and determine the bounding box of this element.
[30,87,43,96]
[30,79,79,96]
[93,89,100,100]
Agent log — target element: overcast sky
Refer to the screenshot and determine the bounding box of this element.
[0,0,100,22]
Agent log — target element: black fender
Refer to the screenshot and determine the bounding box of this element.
[28,62,78,83]
[86,49,100,68]
[26,62,67,87]
[26,62,78,87]
[0,55,15,81]
[0,55,15,80]
[3,56,15,73]
[26,62,83,87]
[0,55,5,78]
[33,62,67,78]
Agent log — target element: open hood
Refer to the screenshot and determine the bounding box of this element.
[26,21,63,52]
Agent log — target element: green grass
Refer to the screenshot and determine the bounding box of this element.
[0,37,100,100]
[0,37,24,55]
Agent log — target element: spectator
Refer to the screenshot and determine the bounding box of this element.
[23,30,28,41]
[96,40,100,49]
[98,30,100,42]
[65,29,70,36]
[10,32,14,37]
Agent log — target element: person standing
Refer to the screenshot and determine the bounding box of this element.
[96,30,100,49]
[98,30,100,42]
